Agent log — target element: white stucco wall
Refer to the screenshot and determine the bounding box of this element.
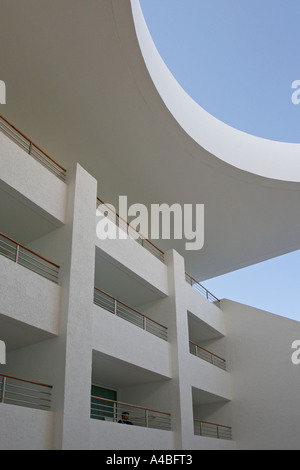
[0,403,54,450]
[95,229,168,298]
[0,255,60,335]
[90,418,173,450]
[4,125,300,450]
[0,132,67,224]
[187,434,236,450]
[188,353,232,402]
[186,284,226,336]
[221,299,300,450]
[92,305,171,378]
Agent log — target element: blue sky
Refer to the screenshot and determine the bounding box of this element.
[140,0,300,321]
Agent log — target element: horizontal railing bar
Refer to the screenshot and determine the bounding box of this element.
[4,384,52,398]
[0,246,16,257]
[185,272,220,303]
[94,287,167,330]
[17,261,59,281]
[0,126,29,148]
[91,396,171,416]
[18,249,59,269]
[0,114,67,172]
[0,376,53,412]
[94,297,168,341]
[0,233,60,269]
[90,406,170,421]
[194,419,232,429]
[0,130,66,182]
[30,147,66,171]
[116,304,142,317]
[3,397,51,408]
[0,241,17,251]
[0,374,53,389]
[189,340,226,363]
[90,405,165,417]
[18,256,59,276]
[5,382,52,395]
[3,389,52,403]
[117,312,143,325]
[96,197,165,258]
[30,150,65,173]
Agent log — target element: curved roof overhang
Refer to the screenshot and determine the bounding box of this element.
[1,0,300,281]
[131,0,300,183]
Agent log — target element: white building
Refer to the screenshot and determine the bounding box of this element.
[0,0,300,450]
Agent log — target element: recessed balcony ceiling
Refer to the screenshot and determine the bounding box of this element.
[1,0,300,281]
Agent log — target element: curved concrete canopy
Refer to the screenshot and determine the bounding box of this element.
[0,0,300,281]
[131,0,300,183]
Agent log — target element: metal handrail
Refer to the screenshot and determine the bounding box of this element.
[185,272,220,304]
[0,232,60,283]
[94,287,168,341]
[189,340,226,370]
[194,419,232,440]
[0,114,66,181]
[96,197,165,262]
[90,396,171,431]
[0,374,53,411]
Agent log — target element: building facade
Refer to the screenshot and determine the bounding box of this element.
[0,117,300,450]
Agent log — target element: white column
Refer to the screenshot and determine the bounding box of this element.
[164,249,194,449]
[53,163,97,450]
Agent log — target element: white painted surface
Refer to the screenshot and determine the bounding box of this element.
[92,305,171,378]
[186,283,226,336]
[0,132,67,224]
[51,164,97,450]
[90,418,173,450]
[188,354,232,402]
[187,434,236,450]
[222,299,300,450]
[1,130,300,450]
[0,403,54,450]
[95,229,168,297]
[0,255,60,335]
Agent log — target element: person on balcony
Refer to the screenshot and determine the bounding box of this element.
[118,411,133,425]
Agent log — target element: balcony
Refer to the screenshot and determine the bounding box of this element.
[189,340,226,370]
[94,287,168,341]
[194,419,232,440]
[0,374,52,411]
[185,272,220,305]
[0,232,60,284]
[96,197,165,262]
[0,114,66,181]
[0,374,54,450]
[91,396,171,431]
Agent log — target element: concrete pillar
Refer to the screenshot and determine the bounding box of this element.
[53,163,97,449]
[164,249,194,449]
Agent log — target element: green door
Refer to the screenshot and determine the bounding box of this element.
[91,385,117,421]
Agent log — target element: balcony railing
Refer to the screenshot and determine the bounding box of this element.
[0,374,53,411]
[194,419,232,440]
[189,340,226,370]
[91,396,171,431]
[96,197,165,262]
[94,287,168,341]
[185,272,220,305]
[0,114,66,181]
[0,232,60,283]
